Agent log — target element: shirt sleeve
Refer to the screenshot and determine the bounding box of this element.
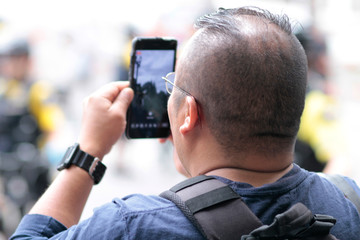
[10,214,67,240]
[10,201,129,240]
[10,195,199,239]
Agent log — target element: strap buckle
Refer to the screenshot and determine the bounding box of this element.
[89,157,101,177]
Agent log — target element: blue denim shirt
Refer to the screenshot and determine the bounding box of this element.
[11,164,360,239]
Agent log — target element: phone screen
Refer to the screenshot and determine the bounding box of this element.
[126,39,176,138]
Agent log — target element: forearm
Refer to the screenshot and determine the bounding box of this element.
[26,82,133,229]
[29,165,93,228]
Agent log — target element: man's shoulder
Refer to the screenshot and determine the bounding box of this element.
[99,194,203,239]
[93,194,186,227]
[113,194,176,213]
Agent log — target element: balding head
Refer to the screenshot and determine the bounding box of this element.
[176,7,307,154]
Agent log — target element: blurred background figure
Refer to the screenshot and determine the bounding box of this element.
[294,26,343,172]
[0,37,63,237]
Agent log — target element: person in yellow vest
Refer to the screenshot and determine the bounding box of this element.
[0,39,63,237]
[295,26,343,172]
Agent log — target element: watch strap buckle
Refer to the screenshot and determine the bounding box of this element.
[89,157,107,184]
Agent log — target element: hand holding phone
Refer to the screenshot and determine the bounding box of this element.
[79,82,134,159]
[125,37,177,139]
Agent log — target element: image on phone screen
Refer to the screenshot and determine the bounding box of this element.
[127,48,175,138]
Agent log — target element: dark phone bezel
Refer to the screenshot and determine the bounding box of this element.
[125,37,177,139]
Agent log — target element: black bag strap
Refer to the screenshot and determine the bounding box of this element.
[160,175,263,240]
[241,203,337,240]
[161,175,338,240]
[318,173,360,214]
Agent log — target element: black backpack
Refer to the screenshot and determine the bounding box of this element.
[160,174,359,240]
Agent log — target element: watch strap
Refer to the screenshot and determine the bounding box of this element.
[72,149,106,185]
[58,143,106,184]
[73,149,96,172]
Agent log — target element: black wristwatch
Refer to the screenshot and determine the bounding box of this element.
[57,143,106,184]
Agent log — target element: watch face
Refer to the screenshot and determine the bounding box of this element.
[57,144,79,170]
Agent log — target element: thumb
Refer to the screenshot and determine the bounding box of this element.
[111,87,134,112]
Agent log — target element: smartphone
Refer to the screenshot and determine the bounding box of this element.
[125,37,177,139]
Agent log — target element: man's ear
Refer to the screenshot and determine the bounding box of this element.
[179,96,198,135]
